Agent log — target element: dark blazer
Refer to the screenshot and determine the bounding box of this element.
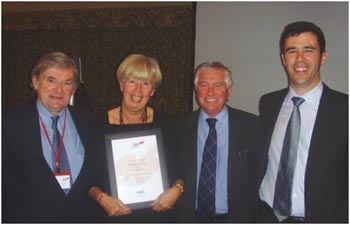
[2,100,104,222]
[177,106,259,222]
[257,84,348,222]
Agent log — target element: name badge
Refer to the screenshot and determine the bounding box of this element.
[54,171,71,189]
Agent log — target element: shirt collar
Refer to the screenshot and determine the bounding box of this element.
[199,105,228,122]
[286,82,323,104]
[36,100,66,122]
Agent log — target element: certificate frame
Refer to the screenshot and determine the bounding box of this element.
[104,128,169,210]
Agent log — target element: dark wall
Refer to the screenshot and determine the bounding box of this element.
[2,3,196,117]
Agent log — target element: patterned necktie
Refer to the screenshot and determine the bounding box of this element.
[273,97,305,216]
[197,118,217,222]
[52,116,71,194]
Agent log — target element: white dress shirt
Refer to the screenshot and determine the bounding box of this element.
[259,82,323,221]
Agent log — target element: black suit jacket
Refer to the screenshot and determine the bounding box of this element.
[257,84,348,222]
[2,100,104,222]
[177,106,259,222]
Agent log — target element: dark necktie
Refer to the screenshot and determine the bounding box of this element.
[273,97,305,216]
[197,118,217,222]
[52,116,71,194]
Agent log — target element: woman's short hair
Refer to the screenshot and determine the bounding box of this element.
[116,54,162,88]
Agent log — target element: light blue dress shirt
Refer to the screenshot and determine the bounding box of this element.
[259,82,323,221]
[196,106,229,214]
[37,100,85,183]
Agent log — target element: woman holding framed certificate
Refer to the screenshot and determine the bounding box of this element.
[88,54,185,222]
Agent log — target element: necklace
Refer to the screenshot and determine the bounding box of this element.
[119,104,147,125]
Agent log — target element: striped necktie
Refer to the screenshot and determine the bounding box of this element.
[197,118,218,222]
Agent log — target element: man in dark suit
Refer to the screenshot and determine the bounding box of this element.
[177,61,259,222]
[2,52,104,222]
[257,21,348,223]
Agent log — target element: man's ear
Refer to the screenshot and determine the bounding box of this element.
[32,76,39,90]
[281,54,286,66]
[321,51,328,65]
[226,84,233,101]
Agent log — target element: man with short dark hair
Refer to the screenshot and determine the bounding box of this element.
[257,21,348,223]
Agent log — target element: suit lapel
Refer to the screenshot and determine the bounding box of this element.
[227,108,239,212]
[258,89,288,181]
[68,106,88,149]
[188,111,200,209]
[26,102,64,191]
[305,87,324,173]
[263,90,288,149]
[305,85,333,191]
[66,106,89,192]
[227,107,255,212]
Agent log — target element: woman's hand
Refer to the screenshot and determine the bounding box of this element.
[99,194,132,217]
[151,182,184,212]
[88,186,131,217]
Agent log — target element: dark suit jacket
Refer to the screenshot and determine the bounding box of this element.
[257,84,348,222]
[2,100,104,222]
[177,106,259,222]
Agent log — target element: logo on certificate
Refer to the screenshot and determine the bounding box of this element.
[132,140,145,148]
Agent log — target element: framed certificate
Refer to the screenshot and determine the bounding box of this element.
[104,128,169,210]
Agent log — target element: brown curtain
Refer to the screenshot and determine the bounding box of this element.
[2,5,196,117]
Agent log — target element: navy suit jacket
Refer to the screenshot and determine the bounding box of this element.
[257,84,348,222]
[177,106,259,222]
[2,100,104,222]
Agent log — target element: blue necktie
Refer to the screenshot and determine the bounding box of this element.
[52,116,71,194]
[273,97,305,216]
[197,118,217,222]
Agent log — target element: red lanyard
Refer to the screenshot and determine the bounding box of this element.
[38,108,67,173]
